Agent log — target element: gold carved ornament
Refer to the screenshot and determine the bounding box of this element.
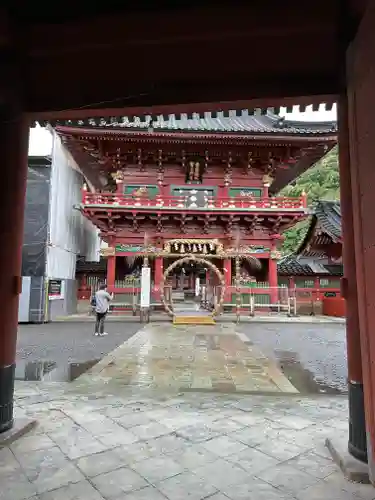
[270,250,282,260]
[100,247,116,257]
[163,239,224,255]
[111,170,125,183]
[262,174,274,188]
[159,256,226,317]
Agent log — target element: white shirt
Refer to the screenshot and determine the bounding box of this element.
[95,289,112,313]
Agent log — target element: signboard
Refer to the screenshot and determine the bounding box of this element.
[48,279,64,300]
[228,187,262,198]
[324,291,337,298]
[116,244,143,253]
[115,244,157,253]
[140,267,151,308]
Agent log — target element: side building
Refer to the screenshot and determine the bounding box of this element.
[278,200,343,314]
[19,133,101,322]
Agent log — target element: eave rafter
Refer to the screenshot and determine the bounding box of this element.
[149,213,169,233]
[244,215,262,235]
[270,142,336,193]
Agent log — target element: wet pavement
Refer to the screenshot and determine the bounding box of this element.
[239,323,347,394]
[16,322,141,381]
[73,324,297,394]
[3,381,373,500]
[16,321,347,394]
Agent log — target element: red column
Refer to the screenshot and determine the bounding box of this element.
[268,254,278,304]
[338,95,366,462]
[314,276,320,302]
[218,186,228,198]
[82,184,87,203]
[345,3,375,476]
[0,107,29,433]
[106,256,116,292]
[116,181,124,194]
[154,257,163,300]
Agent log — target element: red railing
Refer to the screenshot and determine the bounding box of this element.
[82,191,307,210]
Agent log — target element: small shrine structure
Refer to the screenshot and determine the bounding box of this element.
[278,200,343,314]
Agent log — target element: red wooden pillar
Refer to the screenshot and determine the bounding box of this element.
[154,257,163,300]
[314,276,320,302]
[346,3,375,475]
[106,256,116,292]
[218,186,228,198]
[268,251,278,304]
[0,106,29,433]
[338,95,366,462]
[116,181,124,194]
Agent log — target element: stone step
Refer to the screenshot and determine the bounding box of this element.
[173,315,216,325]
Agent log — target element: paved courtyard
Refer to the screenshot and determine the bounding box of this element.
[74,323,297,394]
[3,321,372,499]
[17,320,347,394]
[1,381,373,500]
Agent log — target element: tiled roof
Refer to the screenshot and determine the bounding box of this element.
[297,201,341,256]
[314,201,341,242]
[323,264,344,276]
[278,255,315,276]
[278,255,343,276]
[47,109,337,136]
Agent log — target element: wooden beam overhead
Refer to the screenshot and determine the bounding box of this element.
[0,0,368,117]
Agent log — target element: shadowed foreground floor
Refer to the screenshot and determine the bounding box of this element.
[3,381,372,499]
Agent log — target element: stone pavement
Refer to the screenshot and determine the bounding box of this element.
[2,381,374,499]
[73,323,297,394]
[55,313,346,324]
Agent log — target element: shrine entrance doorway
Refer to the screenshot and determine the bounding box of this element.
[160,256,225,317]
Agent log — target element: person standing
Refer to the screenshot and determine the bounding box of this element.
[94,284,113,336]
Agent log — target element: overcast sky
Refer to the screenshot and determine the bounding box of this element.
[28,104,337,157]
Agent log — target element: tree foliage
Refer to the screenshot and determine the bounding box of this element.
[280,146,339,254]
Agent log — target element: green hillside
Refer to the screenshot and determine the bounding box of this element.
[280,146,340,254]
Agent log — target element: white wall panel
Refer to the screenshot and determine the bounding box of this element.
[47,132,100,279]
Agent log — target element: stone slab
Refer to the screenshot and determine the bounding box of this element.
[325,436,370,483]
[6,382,375,500]
[72,323,298,395]
[0,418,37,447]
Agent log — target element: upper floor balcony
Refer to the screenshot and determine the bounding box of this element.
[81,191,308,212]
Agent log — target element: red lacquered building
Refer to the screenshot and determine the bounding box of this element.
[55,109,336,308]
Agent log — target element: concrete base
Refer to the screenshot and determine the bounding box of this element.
[326,437,370,483]
[0,418,37,448]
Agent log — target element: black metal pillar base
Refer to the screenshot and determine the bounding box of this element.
[348,381,367,463]
[0,364,15,434]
